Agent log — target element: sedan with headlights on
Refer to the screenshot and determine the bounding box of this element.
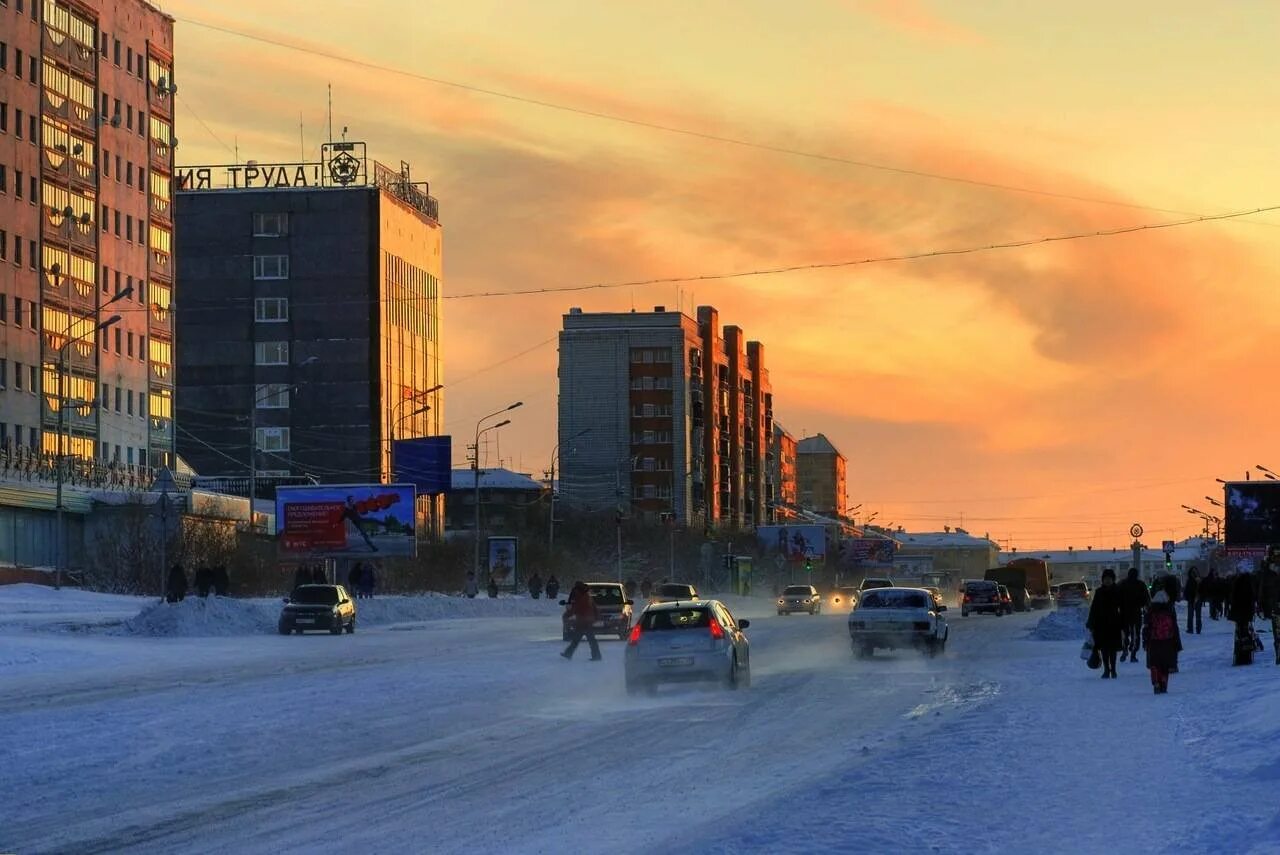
[777,584,822,615]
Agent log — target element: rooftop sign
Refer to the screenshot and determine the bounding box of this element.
[177,142,368,192]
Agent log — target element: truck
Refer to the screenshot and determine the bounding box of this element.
[985,558,1052,611]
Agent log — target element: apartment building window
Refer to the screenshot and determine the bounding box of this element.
[254,341,289,365]
[0,358,5,388]
[12,234,19,265]
[113,38,120,66]
[0,164,6,192]
[126,331,134,357]
[102,383,109,409]
[126,161,133,185]
[13,48,20,81]
[14,296,21,327]
[27,175,34,202]
[0,293,5,322]
[0,103,6,133]
[0,230,5,260]
[14,361,22,390]
[252,212,289,236]
[0,42,6,72]
[254,297,288,322]
[27,239,33,272]
[114,327,121,353]
[126,389,134,416]
[125,215,132,242]
[114,387,121,412]
[103,149,109,177]
[27,112,34,142]
[114,210,120,236]
[28,364,35,393]
[255,427,290,452]
[14,168,21,199]
[253,255,289,279]
[255,383,291,409]
[14,108,20,139]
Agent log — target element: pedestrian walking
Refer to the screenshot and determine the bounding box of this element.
[561,581,602,661]
[358,564,376,599]
[1185,566,1203,635]
[1230,570,1258,666]
[1117,567,1150,662]
[487,577,499,598]
[1143,587,1183,694]
[1086,568,1124,678]
[293,565,310,591]
[312,564,327,585]
[194,566,213,598]
[528,572,543,600]
[463,571,479,599]
[1207,568,1225,620]
[166,563,188,603]
[1258,551,1280,665]
[545,574,560,601]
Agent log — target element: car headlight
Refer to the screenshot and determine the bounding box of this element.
[777,599,785,605]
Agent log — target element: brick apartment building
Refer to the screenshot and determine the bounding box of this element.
[557,304,774,529]
[0,0,176,471]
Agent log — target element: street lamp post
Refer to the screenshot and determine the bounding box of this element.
[547,428,591,558]
[387,384,443,484]
[473,402,522,582]
[52,272,130,589]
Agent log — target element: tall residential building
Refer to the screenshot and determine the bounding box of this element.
[174,149,443,524]
[796,433,847,517]
[557,304,773,529]
[769,422,797,519]
[0,0,176,471]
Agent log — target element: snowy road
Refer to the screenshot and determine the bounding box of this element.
[5,595,1280,854]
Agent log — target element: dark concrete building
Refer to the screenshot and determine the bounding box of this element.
[174,149,442,523]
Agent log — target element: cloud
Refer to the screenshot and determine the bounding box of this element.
[848,0,986,47]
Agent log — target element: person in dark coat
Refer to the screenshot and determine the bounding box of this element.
[1184,566,1202,635]
[212,565,230,597]
[561,581,601,661]
[1204,568,1223,620]
[1143,588,1183,693]
[293,565,311,590]
[1117,567,1150,662]
[528,572,543,599]
[312,565,327,585]
[347,563,364,599]
[463,571,479,599]
[166,563,187,603]
[1230,570,1258,663]
[358,565,375,599]
[1257,552,1280,665]
[545,575,560,601]
[487,577,499,598]
[1087,568,1124,678]
[194,566,213,598]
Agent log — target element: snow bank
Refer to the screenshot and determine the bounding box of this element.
[1029,606,1087,641]
[117,592,562,637]
[0,583,150,631]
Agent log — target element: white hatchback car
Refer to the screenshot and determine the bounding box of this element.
[624,600,751,694]
[848,587,948,658]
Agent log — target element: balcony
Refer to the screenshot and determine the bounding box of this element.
[150,194,172,224]
[149,417,174,442]
[150,361,174,385]
[148,305,172,339]
[149,138,172,173]
[43,89,98,137]
[43,149,97,194]
[149,81,173,119]
[150,249,173,282]
[44,26,97,80]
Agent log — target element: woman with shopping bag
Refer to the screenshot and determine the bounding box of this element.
[1086,568,1124,678]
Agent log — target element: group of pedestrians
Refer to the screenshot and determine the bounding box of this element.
[165,563,230,602]
[1087,567,1182,692]
[345,562,377,599]
[1087,554,1280,692]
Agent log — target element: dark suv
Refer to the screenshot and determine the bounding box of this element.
[562,582,634,641]
[960,580,1004,617]
[279,585,356,635]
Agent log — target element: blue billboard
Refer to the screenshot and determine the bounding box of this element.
[393,436,452,496]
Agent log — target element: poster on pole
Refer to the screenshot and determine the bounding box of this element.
[487,536,518,585]
[276,484,417,557]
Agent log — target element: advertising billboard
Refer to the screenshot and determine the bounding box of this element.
[756,525,827,561]
[1224,481,1280,551]
[276,484,417,557]
[846,537,897,564]
[487,536,518,583]
[393,436,452,496]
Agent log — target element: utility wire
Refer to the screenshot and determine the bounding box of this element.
[175,15,1241,221]
[177,92,237,159]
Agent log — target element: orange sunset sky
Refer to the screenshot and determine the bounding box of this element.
[161,0,1280,549]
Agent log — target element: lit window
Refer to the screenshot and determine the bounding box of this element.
[255,427,290,452]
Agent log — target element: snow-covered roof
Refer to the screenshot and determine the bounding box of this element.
[450,468,544,492]
[892,531,998,549]
[999,538,1214,567]
[796,433,843,457]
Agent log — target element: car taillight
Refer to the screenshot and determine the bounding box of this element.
[628,624,642,646]
[709,617,725,640]
[963,594,971,603]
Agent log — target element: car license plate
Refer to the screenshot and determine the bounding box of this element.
[659,657,694,667]
[296,618,314,624]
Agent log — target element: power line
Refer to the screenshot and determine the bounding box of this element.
[171,15,1263,222]
[443,204,1280,299]
[177,92,237,159]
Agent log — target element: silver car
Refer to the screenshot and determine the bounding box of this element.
[624,600,751,694]
[777,584,822,615]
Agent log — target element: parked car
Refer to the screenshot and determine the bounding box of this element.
[960,579,1003,617]
[1055,581,1091,608]
[859,577,895,592]
[279,584,356,635]
[777,584,822,615]
[923,586,946,609]
[997,584,1014,615]
[651,582,700,603]
[562,582,634,641]
[829,586,859,610]
[848,587,948,657]
[624,600,751,694]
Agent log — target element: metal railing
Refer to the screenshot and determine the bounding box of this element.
[0,447,156,492]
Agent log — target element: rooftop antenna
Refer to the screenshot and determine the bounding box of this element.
[234,135,239,165]
[299,112,305,160]
[327,84,333,144]
[342,125,349,143]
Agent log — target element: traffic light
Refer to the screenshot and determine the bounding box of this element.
[1164,552,1173,572]
[805,558,813,573]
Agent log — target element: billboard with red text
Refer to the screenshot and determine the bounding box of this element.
[275,484,416,556]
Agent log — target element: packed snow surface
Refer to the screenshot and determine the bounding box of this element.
[1029,604,1089,640]
[3,584,1279,854]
